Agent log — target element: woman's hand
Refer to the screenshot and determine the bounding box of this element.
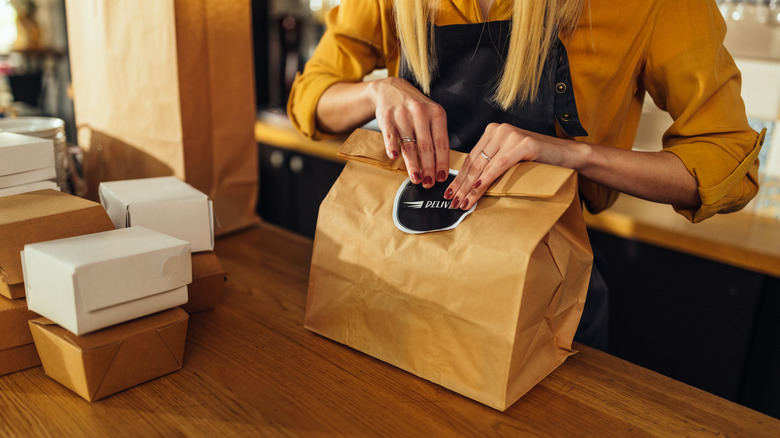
[444,123,559,210]
[367,77,450,188]
[443,122,701,211]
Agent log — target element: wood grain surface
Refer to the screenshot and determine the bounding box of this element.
[584,194,780,278]
[1,223,778,437]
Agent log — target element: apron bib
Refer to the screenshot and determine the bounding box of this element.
[399,21,608,350]
[400,20,588,151]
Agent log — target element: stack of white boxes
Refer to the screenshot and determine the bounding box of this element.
[0,133,58,197]
[98,176,225,314]
[17,176,221,402]
[22,226,192,401]
[11,177,220,402]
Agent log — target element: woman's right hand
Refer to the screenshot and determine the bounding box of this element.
[367,77,450,188]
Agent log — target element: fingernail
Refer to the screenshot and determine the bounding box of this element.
[444,188,453,199]
[437,170,446,182]
[423,176,433,187]
[390,151,398,159]
[474,180,482,189]
[451,196,460,209]
[460,199,469,210]
[412,172,421,183]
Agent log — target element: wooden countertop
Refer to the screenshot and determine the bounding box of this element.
[585,195,780,278]
[255,118,345,163]
[1,222,778,436]
[256,120,780,278]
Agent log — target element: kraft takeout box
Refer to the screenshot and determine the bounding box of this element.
[0,296,41,375]
[29,307,188,402]
[0,132,55,189]
[99,176,214,252]
[181,251,226,314]
[0,189,115,299]
[22,226,192,335]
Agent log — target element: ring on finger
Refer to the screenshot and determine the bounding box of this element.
[480,151,492,161]
[398,136,417,146]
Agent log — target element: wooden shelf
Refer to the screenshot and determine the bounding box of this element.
[585,195,780,278]
[255,120,345,164]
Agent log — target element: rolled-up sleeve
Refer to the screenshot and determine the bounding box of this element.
[287,0,398,140]
[643,0,762,222]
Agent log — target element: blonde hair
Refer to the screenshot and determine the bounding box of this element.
[394,0,584,109]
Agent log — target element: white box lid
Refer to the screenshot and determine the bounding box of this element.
[99,176,214,252]
[23,226,192,313]
[0,132,54,176]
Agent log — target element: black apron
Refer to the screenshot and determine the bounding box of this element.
[400,21,609,351]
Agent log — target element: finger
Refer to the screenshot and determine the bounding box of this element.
[384,132,400,160]
[378,114,400,160]
[398,132,422,184]
[459,152,502,210]
[430,106,450,183]
[456,145,496,210]
[412,117,436,189]
[445,125,496,205]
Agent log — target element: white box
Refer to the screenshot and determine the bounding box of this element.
[0,166,56,189]
[0,132,55,180]
[99,176,214,252]
[22,226,192,335]
[0,180,58,198]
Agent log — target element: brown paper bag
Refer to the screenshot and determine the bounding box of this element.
[304,129,593,411]
[65,0,259,235]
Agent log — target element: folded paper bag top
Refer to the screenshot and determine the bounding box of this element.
[22,226,192,335]
[337,128,574,199]
[0,189,116,299]
[306,129,593,411]
[99,176,215,252]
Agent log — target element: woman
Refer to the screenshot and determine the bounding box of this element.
[288,0,762,348]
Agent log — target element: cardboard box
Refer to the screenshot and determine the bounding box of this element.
[0,189,115,299]
[23,226,192,335]
[181,251,226,314]
[29,307,188,401]
[0,132,55,181]
[99,176,214,252]
[0,296,41,375]
[0,180,58,198]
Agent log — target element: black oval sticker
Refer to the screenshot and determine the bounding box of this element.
[393,171,476,234]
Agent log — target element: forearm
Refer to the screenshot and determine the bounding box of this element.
[315,81,376,135]
[556,141,700,208]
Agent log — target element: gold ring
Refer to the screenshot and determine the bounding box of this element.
[480,151,491,161]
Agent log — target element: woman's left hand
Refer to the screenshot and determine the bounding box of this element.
[443,123,573,210]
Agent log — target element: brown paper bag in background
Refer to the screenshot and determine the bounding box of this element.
[65,0,259,235]
[304,129,593,411]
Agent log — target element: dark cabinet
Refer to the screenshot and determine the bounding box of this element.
[589,229,780,418]
[257,142,344,238]
[741,276,780,418]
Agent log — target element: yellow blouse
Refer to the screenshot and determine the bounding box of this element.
[288,0,763,222]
